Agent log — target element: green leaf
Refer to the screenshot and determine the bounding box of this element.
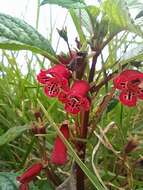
[135,10,143,19]
[0,172,18,190]
[0,125,30,146]
[102,0,143,37]
[106,99,119,113]
[70,5,100,35]
[0,172,38,190]
[36,180,54,190]
[0,13,57,62]
[40,0,86,8]
[120,44,143,64]
[69,9,86,44]
[37,99,108,190]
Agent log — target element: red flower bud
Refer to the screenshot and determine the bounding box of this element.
[51,124,69,165]
[17,163,43,184]
[19,183,29,190]
[34,111,42,121]
[32,125,46,135]
[37,64,71,97]
[59,80,90,114]
[124,138,138,154]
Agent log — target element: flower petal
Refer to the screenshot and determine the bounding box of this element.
[114,70,143,90]
[119,90,137,107]
[44,78,60,97]
[47,64,71,79]
[37,69,51,84]
[81,97,90,111]
[58,91,68,103]
[64,95,81,114]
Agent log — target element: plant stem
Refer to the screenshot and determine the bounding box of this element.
[76,111,89,190]
[75,53,98,190]
[89,54,98,83]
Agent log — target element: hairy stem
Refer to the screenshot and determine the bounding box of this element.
[89,54,98,83]
[75,54,98,190]
[76,111,89,190]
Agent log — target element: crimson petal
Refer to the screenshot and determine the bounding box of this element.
[119,90,137,107]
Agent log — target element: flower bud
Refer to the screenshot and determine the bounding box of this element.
[17,163,43,184]
[51,124,69,165]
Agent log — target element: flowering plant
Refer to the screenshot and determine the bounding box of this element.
[0,0,143,190]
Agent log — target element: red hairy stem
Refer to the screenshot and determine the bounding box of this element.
[76,111,89,190]
[75,54,99,190]
[45,167,62,186]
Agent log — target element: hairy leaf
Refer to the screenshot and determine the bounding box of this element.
[121,44,143,64]
[102,0,143,37]
[0,13,57,62]
[40,0,85,8]
[0,172,18,190]
[0,172,38,190]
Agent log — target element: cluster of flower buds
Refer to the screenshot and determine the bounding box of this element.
[37,55,90,114]
[114,70,143,106]
[17,163,43,190]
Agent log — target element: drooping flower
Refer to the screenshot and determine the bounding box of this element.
[17,163,43,184]
[37,64,71,97]
[59,80,90,114]
[113,70,143,91]
[114,69,143,106]
[51,124,69,165]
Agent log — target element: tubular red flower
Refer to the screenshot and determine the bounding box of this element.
[17,163,43,184]
[114,70,143,107]
[113,70,143,90]
[59,80,90,114]
[19,183,29,190]
[119,90,137,107]
[51,124,69,165]
[37,64,71,97]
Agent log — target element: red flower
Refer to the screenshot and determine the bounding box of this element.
[19,183,29,190]
[59,80,90,114]
[113,70,143,90]
[51,124,69,165]
[17,163,43,184]
[37,64,71,97]
[119,90,137,107]
[58,51,77,65]
[114,70,143,106]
